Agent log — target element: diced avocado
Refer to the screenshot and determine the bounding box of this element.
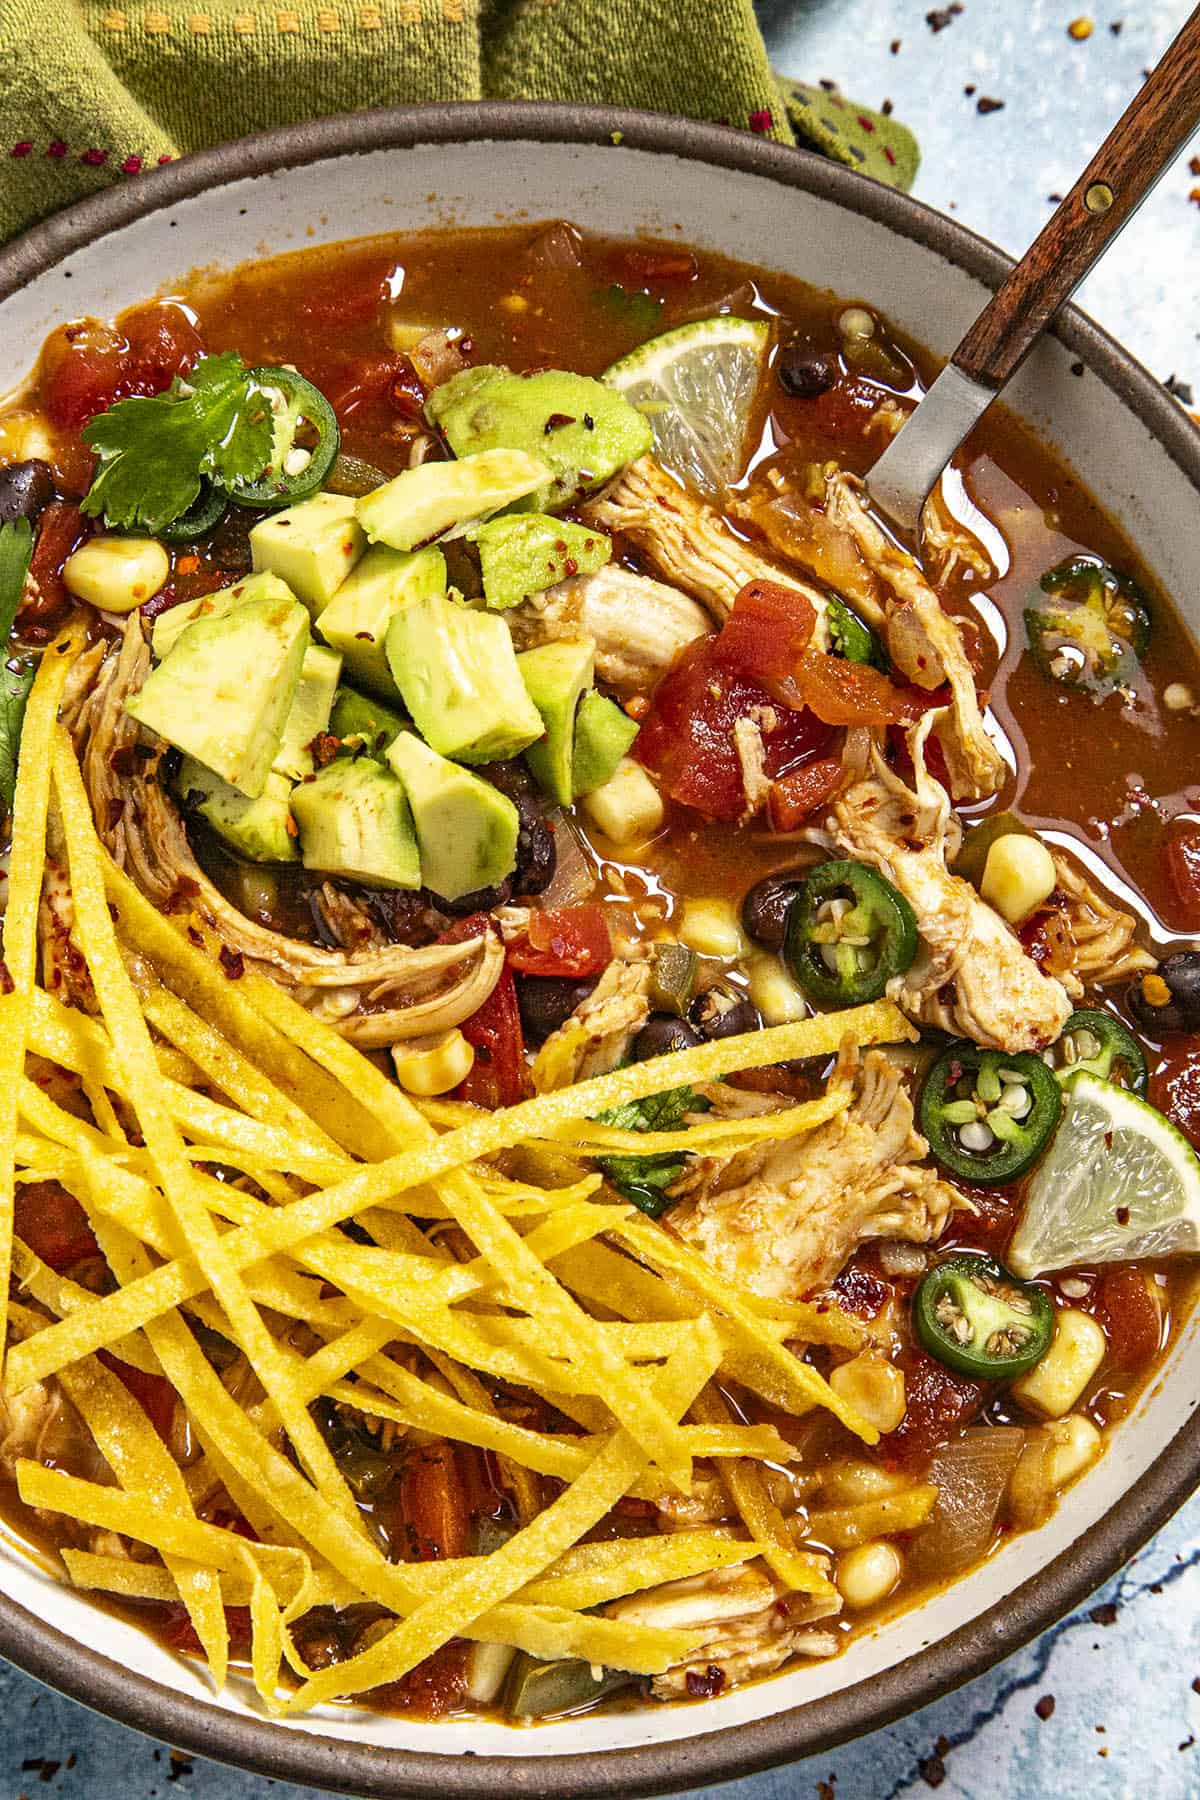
[174,758,298,864]
[426,367,652,511]
[328,685,407,760]
[518,639,595,806]
[356,449,550,552]
[472,513,611,610]
[290,757,420,890]
[273,645,343,781]
[128,592,309,798]
[572,689,639,796]
[384,591,543,764]
[249,492,366,616]
[151,570,291,662]
[315,544,446,699]
[386,731,518,903]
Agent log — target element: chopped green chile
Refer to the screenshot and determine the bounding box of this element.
[920,1041,1062,1185]
[1048,1007,1148,1097]
[505,1653,639,1718]
[227,366,340,509]
[784,859,918,1008]
[648,941,699,1014]
[826,596,883,668]
[1024,554,1151,695]
[914,1255,1054,1381]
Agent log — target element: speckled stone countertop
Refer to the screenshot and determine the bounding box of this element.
[2,4,1198,1797]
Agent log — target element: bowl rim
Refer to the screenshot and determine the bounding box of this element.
[2,97,1199,1799]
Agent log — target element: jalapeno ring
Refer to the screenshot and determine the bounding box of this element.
[1047,1007,1148,1097]
[157,481,228,544]
[913,1253,1055,1381]
[1024,554,1151,695]
[784,859,918,1009]
[920,1040,1062,1185]
[227,366,340,510]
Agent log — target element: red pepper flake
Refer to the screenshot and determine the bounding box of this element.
[976,96,1005,113]
[918,1752,947,1788]
[684,1664,726,1698]
[1192,1676,1200,1694]
[1189,156,1200,176]
[925,3,962,30]
[544,412,575,432]
[310,731,341,768]
[0,962,13,996]
[1035,1694,1056,1721]
[186,926,204,947]
[1115,1204,1130,1225]
[219,946,246,980]
[890,37,902,51]
[1089,1601,1119,1626]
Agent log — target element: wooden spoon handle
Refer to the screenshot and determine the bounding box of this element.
[953,5,1200,390]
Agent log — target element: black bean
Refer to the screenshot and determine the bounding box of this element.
[435,877,514,917]
[512,794,557,897]
[1128,951,1200,1037]
[633,1012,703,1060]
[517,973,597,1044]
[741,873,806,951]
[776,350,835,400]
[0,460,55,527]
[688,987,760,1041]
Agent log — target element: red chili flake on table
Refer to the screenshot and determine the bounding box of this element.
[976,96,1005,113]
[918,1752,947,1788]
[1089,1601,1119,1626]
[925,3,962,30]
[1035,1694,1056,1720]
[218,946,246,980]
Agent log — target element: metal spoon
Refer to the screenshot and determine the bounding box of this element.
[867,3,1200,540]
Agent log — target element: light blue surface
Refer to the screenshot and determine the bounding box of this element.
[4,4,1198,1795]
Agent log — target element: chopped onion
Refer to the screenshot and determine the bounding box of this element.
[523,222,585,273]
[540,810,597,909]
[325,452,390,496]
[841,726,872,781]
[877,1239,928,1279]
[907,1425,1025,1581]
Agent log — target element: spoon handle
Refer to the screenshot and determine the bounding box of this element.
[953,4,1200,390]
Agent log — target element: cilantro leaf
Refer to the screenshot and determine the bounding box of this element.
[0,521,35,821]
[81,352,274,533]
[595,1082,709,1218]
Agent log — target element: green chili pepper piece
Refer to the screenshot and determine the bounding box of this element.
[913,1253,1054,1381]
[157,480,228,544]
[1049,1007,1149,1097]
[826,596,884,668]
[648,941,699,1015]
[920,1040,1062,1186]
[784,859,918,1009]
[227,366,340,510]
[1024,554,1151,696]
[505,1653,639,1718]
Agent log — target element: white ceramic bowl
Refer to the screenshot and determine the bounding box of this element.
[2,105,1198,1798]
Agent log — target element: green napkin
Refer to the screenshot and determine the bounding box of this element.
[0,0,917,246]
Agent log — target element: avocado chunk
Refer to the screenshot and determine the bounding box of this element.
[151,570,290,662]
[315,544,446,700]
[386,731,519,903]
[385,591,543,764]
[517,638,596,806]
[249,492,366,616]
[128,591,309,798]
[273,645,343,781]
[175,758,298,864]
[290,757,420,890]
[427,367,652,511]
[572,689,639,796]
[356,449,550,552]
[328,685,407,760]
[472,513,611,610]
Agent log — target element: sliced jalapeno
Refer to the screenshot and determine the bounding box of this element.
[827,596,884,668]
[914,1253,1054,1381]
[1047,1007,1148,1097]
[784,859,918,1008]
[1024,555,1151,696]
[505,1653,638,1718]
[158,481,228,544]
[921,1041,1061,1185]
[227,366,340,510]
[648,940,699,1015]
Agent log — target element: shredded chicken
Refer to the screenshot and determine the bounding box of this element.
[1051,849,1157,985]
[832,714,1075,1049]
[733,716,773,822]
[921,490,994,586]
[60,622,504,1046]
[584,455,831,643]
[532,958,652,1089]
[670,1050,956,1302]
[607,1563,841,1700]
[505,564,710,697]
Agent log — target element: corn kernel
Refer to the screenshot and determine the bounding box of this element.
[818,1459,911,1506]
[980,833,1057,924]
[392,1028,474,1096]
[677,899,748,960]
[1042,1413,1102,1489]
[746,952,808,1025]
[581,758,664,845]
[63,535,169,614]
[829,1353,907,1433]
[1012,1308,1106,1419]
[836,1540,902,1609]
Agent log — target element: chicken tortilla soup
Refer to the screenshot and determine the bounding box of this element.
[0,221,1197,1723]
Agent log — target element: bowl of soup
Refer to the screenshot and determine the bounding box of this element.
[0,104,1197,1798]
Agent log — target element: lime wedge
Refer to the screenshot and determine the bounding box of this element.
[1008,1071,1200,1276]
[603,316,770,498]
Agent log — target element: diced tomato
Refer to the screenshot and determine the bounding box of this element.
[506,904,612,979]
[1151,1043,1200,1151]
[98,1352,176,1440]
[324,355,405,423]
[939,1183,1019,1257]
[389,1440,471,1563]
[790,650,939,728]
[374,1640,469,1717]
[879,1347,986,1473]
[119,302,203,397]
[613,247,698,284]
[1161,819,1200,932]
[716,580,819,689]
[806,374,891,441]
[161,1602,253,1657]
[830,1261,892,1320]
[1096,1268,1161,1373]
[298,278,386,327]
[20,502,90,632]
[13,1178,98,1273]
[441,915,527,1109]
[40,305,202,431]
[767,755,844,830]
